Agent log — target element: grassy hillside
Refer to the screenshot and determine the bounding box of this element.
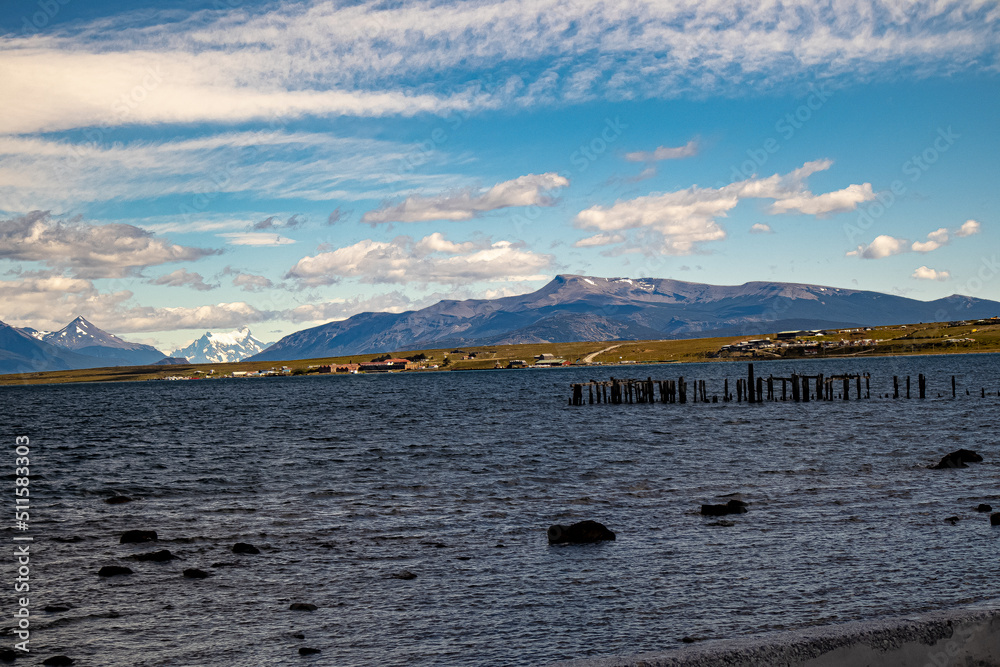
[2,319,998,386]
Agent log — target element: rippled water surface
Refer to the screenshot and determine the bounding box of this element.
[6,354,1000,665]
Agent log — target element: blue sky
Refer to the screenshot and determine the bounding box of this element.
[1,0,998,351]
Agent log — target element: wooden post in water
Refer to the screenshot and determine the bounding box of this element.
[843,377,849,401]
[723,378,729,402]
[856,376,861,400]
[767,376,774,401]
[906,376,910,399]
[951,375,956,399]
[865,375,870,399]
[588,384,594,404]
[816,373,823,401]
[791,374,800,402]
[801,375,810,402]
[679,377,686,404]
[918,373,926,399]
[893,376,899,399]
[747,363,756,403]
[756,377,763,403]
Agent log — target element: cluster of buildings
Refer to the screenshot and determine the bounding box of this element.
[315,358,414,373]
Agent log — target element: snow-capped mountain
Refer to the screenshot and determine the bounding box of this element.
[18,327,51,340]
[42,316,167,365]
[169,327,269,363]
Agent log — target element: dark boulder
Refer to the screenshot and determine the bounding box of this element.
[120,530,157,544]
[43,658,74,666]
[991,513,1000,526]
[44,605,71,613]
[289,603,317,611]
[130,550,176,562]
[944,516,960,525]
[976,504,993,513]
[183,568,209,579]
[700,500,748,516]
[105,495,133,504]
[390,570,417,580]
[932,449,983,469]
[0,648,15,662]
[299,647,321,656]
[98,565,133,577]
[547,520,616,545]
[232,542,260,555]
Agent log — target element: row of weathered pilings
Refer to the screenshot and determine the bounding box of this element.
[569,363,987,406]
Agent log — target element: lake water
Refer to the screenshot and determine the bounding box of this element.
[6,353,1000,666]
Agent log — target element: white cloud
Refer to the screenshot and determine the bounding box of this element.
[955,219,981,237]
[574,159,869,254]
[573,233,626,248]
[0,131,455,210]
[217,232,296,246]
[229,272,275,293]
[624,140,699,162]
[1,1,995,133]
[361,173,570,224]
[912,265,950,281]
[150,269,216,291]
[0,210,218,278]
[911,227,950,253]
[847,235,910,259]
[769,183,875,216]
[749,223,773,234]
[286,234,552,286]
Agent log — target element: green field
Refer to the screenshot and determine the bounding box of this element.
[2,318,998,386]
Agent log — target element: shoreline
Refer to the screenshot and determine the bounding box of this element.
[551,604,1000,667]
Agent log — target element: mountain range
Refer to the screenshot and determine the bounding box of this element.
[0,317,167,375]
[169,327,269,364]
[249,274,1000,361]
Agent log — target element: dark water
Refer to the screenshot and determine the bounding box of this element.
[5,353,1000,666]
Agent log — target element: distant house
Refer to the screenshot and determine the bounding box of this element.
[316,365,332,374]
[533,353,566,367]
[507,360,527,368]
[358,358,410,372]
[335,363,360,373]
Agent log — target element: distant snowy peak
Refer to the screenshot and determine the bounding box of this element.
[18,327,50,341]
[170,327,269,363]
[44,317,143,351]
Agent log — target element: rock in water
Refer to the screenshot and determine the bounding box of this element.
[976,503,993,513]
[299,647,321,656]
[43,658,75,666]
[120,530,157,544]
[932,449,983,469]
[289,603,318,611]
[105,495,133,504]
[700,500,749,516]
[232,542,260,554]
[547,520,616,544]
[98,565,133,577]
[991,513,1000,526]
[183,568,209,579]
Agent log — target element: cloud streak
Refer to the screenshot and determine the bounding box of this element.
[2,1,996,133]
[286,233,552,286]
[361,173,570,224]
